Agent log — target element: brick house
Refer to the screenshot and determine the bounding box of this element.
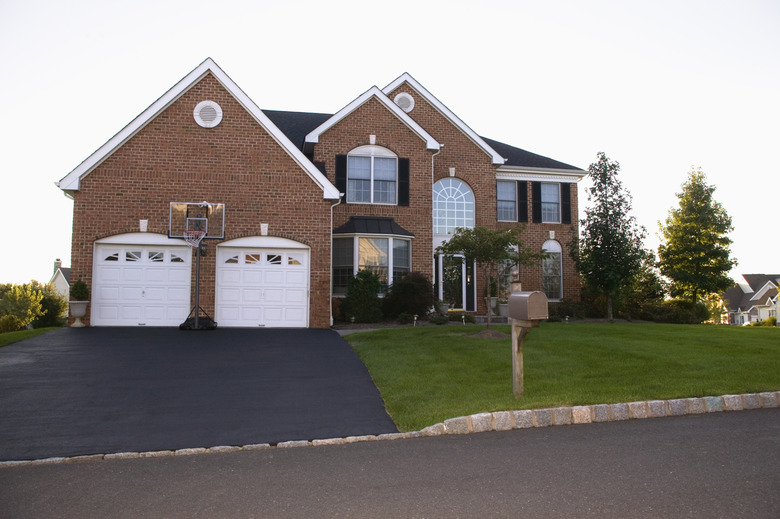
[58,58,585,328]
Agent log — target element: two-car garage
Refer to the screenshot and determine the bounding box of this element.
[91,234,310,328]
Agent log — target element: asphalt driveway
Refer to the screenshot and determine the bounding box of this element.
[0,328,397,462]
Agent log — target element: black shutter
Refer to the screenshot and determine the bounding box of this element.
[531,182,542,223]
[398,158,410,206]
[335,155,347,203]
[561,183,571,224]
[518,181,528,223]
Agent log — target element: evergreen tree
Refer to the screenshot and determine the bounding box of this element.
[658,168,736,321]
[574,152,646,321]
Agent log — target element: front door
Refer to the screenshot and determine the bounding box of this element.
[435,255,475,312]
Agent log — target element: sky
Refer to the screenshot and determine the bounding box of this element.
[1,0,778,285]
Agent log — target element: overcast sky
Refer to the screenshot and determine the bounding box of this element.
[1,0,778,285]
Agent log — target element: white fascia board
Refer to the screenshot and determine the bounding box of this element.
[305,86,440,151]
[96,232,188,246]
[383,73,505,165]
[496,166,588,183]
[57,58,340,200]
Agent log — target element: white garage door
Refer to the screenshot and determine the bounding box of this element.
[93,244,192,326]
[216,248,309,327]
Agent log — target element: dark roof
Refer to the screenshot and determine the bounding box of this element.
[262,110,332,149]
[262,109,582,171]
[60,267,71,284]
[481,137,582,171]
[333,217,414,237]
[723,274,780,311]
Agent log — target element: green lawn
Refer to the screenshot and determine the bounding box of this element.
[0,327,60,348]
[346,323,780,432]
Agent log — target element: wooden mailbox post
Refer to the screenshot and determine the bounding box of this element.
[508,289,548,398]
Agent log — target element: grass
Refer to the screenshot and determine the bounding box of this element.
[346,323,780,432]
[0,327,60,348]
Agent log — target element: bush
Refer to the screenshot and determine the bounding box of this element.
[429,314,449,325]
[30,281,68,328]
[382,272,433,319]
[396,312,414,325]
[339,269,383,323]
[70,280,89,301]
[750,316,777,327]
[641,299,710,324]
[448,312,476,323]
[0,284,45,331]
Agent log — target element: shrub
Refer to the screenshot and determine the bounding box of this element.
[339,269,383,323]
[396,312,414,325]
[70,280,89,301]
[448,312,476,323]
[0,284,45,331]
[641,298,710,324]
[30,281,68,328]
[382,272,433,319]
[750,316,777,327]
[429,314,449,325]
[0,315,23,333]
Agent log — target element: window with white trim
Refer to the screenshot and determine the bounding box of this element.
[332,236,411,295]
[541,183,561,223]
[433,178,475,235]
[542,240,562,300]
[347,146,398,204]
[497,181,517,222]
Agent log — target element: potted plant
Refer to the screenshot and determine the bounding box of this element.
[436,300,450,316]
[487,277,499,315]
[497,298,509,317]
[69,279,89,328]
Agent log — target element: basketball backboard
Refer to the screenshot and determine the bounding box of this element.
[169,202,225,239]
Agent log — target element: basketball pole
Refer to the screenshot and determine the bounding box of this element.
[194,242,201,330]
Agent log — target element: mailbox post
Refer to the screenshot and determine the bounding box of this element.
[508,290,548,397]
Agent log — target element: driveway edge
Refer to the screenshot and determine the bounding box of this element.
[2,391,777,468]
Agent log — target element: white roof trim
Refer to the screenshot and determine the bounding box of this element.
[496,168,587,183]
[58,58,340,200]
[96,233,188,246]
[383,73,505,165]
[305,86,440,151]
[218,236,310,249]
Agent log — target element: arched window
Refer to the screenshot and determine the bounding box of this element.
[433,178,475,235]
[542,240,562,300]
[346,145,398,204]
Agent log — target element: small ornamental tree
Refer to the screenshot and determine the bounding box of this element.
[658,168,737,322]
[436,226,540,330]
[0,283,45,332]
[573,152,646,321]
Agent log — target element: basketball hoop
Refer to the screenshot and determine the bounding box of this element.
[183,229,206,248]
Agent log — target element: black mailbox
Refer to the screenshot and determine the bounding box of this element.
[508,291,548,321]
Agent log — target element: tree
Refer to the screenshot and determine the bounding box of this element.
[436,226,540,331]
[0,283,45,332]
[658,167,737,321]
[574,152,646,321]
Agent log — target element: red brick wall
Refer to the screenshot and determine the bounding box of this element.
[70,73,334,327]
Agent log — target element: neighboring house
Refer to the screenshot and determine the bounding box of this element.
[723,274,780,325]
[57,58,585,328]
[49,259,71,299]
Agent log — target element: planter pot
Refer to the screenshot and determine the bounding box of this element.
[498,303,509,318]
[69,301,88,328]
[488,297,498,316]
[438,303,450,316]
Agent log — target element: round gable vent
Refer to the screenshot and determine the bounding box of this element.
[394,92,415,113]
[194,100,223,128]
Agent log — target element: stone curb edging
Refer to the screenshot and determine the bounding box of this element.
[2,391,778,469]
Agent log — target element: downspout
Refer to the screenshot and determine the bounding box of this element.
[431,145,442,294]
[329,195,343,327]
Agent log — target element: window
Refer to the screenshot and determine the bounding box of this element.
[332,236,412,295]
[541,183,560,223]
[542,240,562,300]
[434,178,475,235]
[497,181,517,222]
[346,146,397,204]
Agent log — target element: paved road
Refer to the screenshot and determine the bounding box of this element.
[0,328,396,461]
[2,409,777,518]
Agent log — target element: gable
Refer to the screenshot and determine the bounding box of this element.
[58,58,339,200]
[304,86,440,153]
[383,73,505,165]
